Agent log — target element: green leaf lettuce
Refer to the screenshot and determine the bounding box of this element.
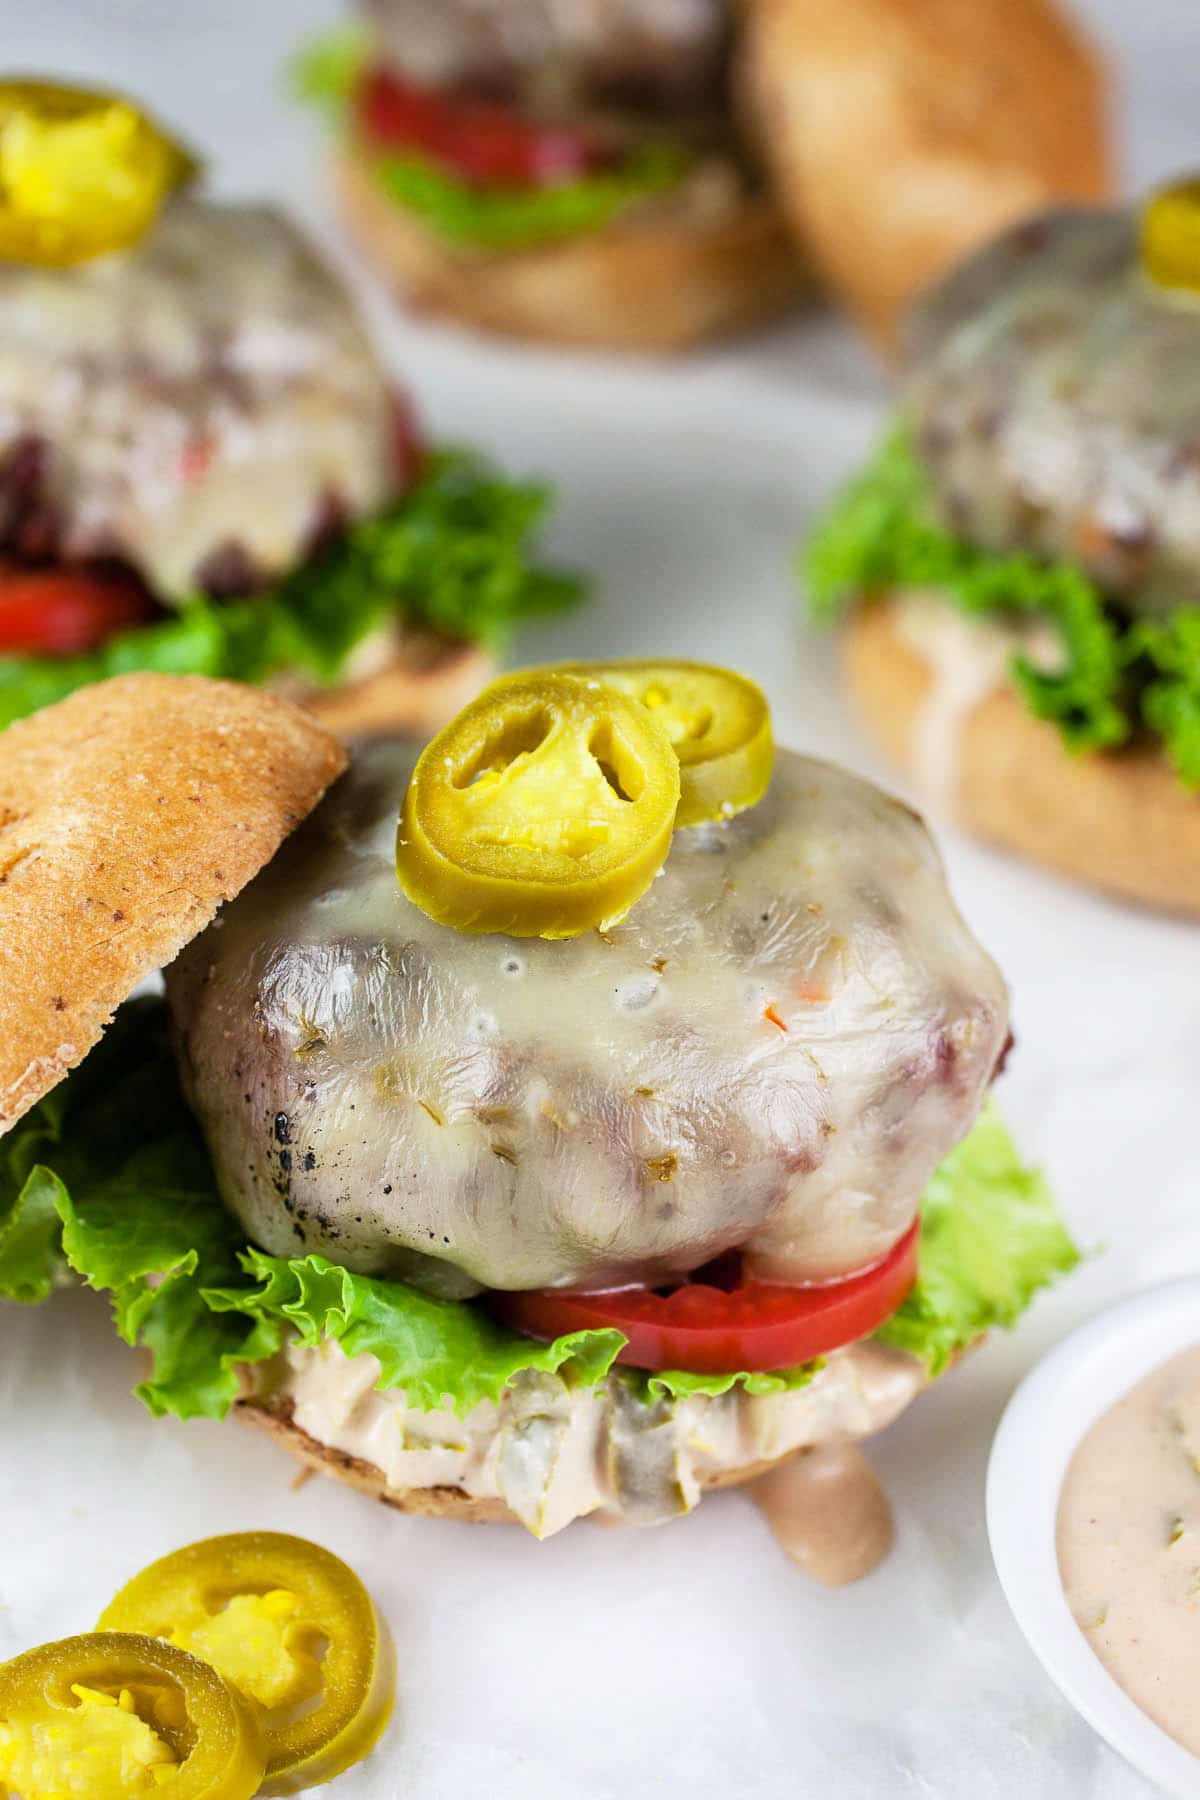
[0,452,582,733]
[802,428,1200,784]
[0,1002,1077,1418]
[371,146,688,252]
[292,30,690,251]
[876,1102,1079,1375]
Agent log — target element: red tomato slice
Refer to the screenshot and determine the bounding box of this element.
[355,66,604,189]
[389,389,425,489]
[0,564,157,655]
[491,1222,920,1374]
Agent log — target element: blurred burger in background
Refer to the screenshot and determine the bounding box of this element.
[297,0,807,351]
[0,78,579,738]
[804,179,1200,915]
[298,0,1113,354]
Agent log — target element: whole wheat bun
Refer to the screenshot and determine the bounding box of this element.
[844,601,1200,916]
[0,674,345,1134]
[740,0,1113,354]
[333,141,807,352]
[286,636,491,738]
[237,1393,800,1524]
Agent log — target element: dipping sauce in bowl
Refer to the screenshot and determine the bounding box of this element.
[988,1279,1200,1799]
[1057,1344,1200,1758]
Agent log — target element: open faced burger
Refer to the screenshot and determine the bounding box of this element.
[296,0,808,351]
[804,180,1200,915]
[0,78,578,738]
[0,664,1076,1562]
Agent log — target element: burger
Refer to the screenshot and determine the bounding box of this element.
[803,180,1200,916]
[296,0,806,352]
[297,0,1112,354]
[0,664,1075,1557]
[0,78,578,739]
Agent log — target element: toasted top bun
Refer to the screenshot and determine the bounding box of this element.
[740,0,1113,353]
[0,674,346,1134]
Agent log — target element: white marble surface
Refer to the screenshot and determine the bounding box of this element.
[0,3,1196,1794]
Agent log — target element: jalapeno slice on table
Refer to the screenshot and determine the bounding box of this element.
[97,1532,394,1795]
[0,79,195,266]
[0,1630,264,1798]
[1141,175,1200,296]
[521,659,774,826]
[396,671,681,938]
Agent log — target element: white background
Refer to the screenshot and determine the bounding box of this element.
[1,3,1197,1795]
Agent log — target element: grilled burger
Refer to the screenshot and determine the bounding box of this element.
[0,666,1076,1552]
[804,181,1200,914]
[299,0,806,350]
[0,78,578,737]
[300,0,1112,354]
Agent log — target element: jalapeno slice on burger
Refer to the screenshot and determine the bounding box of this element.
[544,658,774,825]
[1141,175,1200,295]
[0,79,195,265]
[98,1532,394,1795]
[0,1631,264,1799]
[395,670,681,937]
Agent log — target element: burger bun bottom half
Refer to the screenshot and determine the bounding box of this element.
[334,142,808,353]
[844,600,1200,918]
[293,632,491,738]
[239,1393,812,1525]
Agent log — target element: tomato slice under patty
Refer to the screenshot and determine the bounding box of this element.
[389,388,425,488]
[492,1221,920,1374]
[0,563,157,654]
[355,66,604,189]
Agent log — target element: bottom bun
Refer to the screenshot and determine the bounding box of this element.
[333,142,807,352]
[281,635,491,739]
[843,599,1200,916]
[233,1335,929,1536]
[238,1394,798,1526]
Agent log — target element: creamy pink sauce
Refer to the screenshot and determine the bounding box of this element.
[1057,1344,1200,1758]
[258,1335,925,1539]
[750,1444,894,1585]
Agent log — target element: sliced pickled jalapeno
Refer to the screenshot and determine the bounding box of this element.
[0,1630,265,1799]
[0,80,196,266]
[396,671,681,938]
[97,1532,394,1795]
[526,659,773,826]
[1141,176,1200,296]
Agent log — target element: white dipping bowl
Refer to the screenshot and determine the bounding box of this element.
[987,1278,1200,1799]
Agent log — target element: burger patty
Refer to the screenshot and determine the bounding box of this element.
[904,207,1200,618]
[0,197,395,601]
[166,741,1008,1296]
[360,0,730,117]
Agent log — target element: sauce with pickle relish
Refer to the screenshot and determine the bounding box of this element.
[1057,1344,1200,1758]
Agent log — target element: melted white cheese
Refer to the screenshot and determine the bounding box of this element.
[168,745,1010,1293]
[0,197,394,595]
